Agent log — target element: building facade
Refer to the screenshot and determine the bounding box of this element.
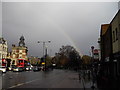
[100,24,114,79]
[0,38,8,66]
[111,10,120,78]
[100,24,110,62]
[99,9,120,88]
[10,36,28,66]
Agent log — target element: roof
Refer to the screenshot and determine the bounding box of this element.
[101,24,110,36]
[110,10,120,24]
[12,46,27,50]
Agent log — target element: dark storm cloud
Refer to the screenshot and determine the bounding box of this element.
[2,2,118,57]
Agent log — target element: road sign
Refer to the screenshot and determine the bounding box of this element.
[42,62,45,65]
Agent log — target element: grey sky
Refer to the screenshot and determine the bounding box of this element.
[2,2,118,57]
[0,2,2,36]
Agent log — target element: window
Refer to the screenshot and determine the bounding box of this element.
[116,28,118,40]
[12,60,15,64]
[119,24,120,36]
[119,24,120,30]
[113,31,115,42]
[13,50,15,53]
[2,54,4,58]
[13,55,15,58]
[4,47,6,51]
[19,50,22,53]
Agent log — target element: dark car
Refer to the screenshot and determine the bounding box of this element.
[33,66,41,71]
[25,66,31,71]
[6,67,12,71]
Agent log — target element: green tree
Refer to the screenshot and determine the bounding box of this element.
[82,55,91,69]
[45,56,52,67]
[54,45,82,70]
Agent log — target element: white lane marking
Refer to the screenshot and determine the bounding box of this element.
[8,79,40,88]
[9,83,24,88]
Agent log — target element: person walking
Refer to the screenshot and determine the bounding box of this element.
[91,67,97,89]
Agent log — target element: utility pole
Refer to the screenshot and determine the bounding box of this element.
[38,41,51,71]
[91,46,95,89]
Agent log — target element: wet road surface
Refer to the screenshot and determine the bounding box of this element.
[2,69,98,89]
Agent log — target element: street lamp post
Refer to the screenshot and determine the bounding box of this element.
[91,46,94,60]
[91,46,95,89]
[38,41,51,71]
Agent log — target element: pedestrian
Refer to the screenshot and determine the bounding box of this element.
[91,68,96,89]
[79,73,81,80]
[88,70,91,80]
[83,70,85,79]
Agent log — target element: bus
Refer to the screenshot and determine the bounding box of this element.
[17,59,32,71]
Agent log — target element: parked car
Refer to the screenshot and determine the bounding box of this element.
[25,66,31,71]
[13,67,23,72]
[33,66,41,71]
[7,67,12,71]
[11,65,16,70]
[0,66,6,73]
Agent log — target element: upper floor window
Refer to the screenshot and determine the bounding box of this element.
[13,50,15,53]
[113,31,115,42]
[118,24,120,36]
[116,28,118,40]
[19,50,22,53]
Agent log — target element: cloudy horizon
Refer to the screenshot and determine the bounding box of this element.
[2,2,118,57]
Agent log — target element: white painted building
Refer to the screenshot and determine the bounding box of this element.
[0,38,8,66]
[10,36,28,66]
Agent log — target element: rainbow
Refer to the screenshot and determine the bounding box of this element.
[45,15,83,56]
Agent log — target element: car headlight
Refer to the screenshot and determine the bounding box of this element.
[3,69,6,72]
[16,69,18,71]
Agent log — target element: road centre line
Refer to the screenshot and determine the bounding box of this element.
[8,78,40,88]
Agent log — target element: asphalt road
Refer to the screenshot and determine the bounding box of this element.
[1,69,96,89]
